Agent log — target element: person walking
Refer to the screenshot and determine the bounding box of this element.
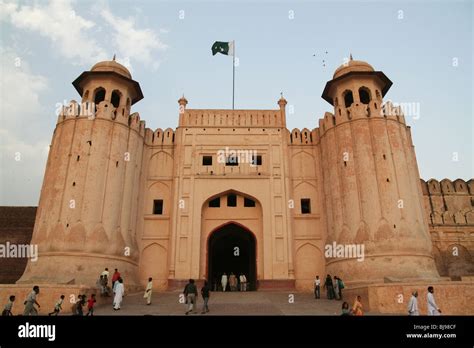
[407,291,419,316]
[23,286,40,316]
[333,275,340,300]
[2,295,15,316]
[183,279,198,314]
[143,277,153,305]
[427,286,441,315]
[221,273,228,292]
[201,280,210,314]
[113,278,125,310]
[324,274,334,300]
[337,276,345,300]
[86,294,96,316]
[111,269,121,289]
[74,295,86,316]
[314,275,321,299]
[48,295,65,316]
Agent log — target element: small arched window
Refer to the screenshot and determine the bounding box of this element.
[343,90,354,108]
[94,87,105,106]
[359,87,371,104]
[111,90,122,108]
[83,90,89,101]
[334,97,339,106]
[126,98,131,108]
[376,90,381,99]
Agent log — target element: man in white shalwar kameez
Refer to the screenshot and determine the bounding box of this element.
[144,277,153,305]
[113,278,124,310]
[427,286,441,315]
[407,291,419,316]
[221,273,228,292]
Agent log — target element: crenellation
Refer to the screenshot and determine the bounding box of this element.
[163,128,175,145]
[139,120,146,136]
[128,112,141,131]
[180,109,283,128]
[453,178,469,194]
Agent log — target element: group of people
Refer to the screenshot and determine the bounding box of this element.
[71,294,97,316]
[1,270,443,316]
[340,296,364,316]
[338,286,442,316]
[314,274,345,300]
[0,286,97,316]
[216,272,248,292]
[407,286,442,316]
[98,268,125,310]
[183,279,211,314]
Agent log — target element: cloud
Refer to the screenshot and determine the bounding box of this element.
[0,0,107,65]
[0,48,49,139]
[0,48,50,205]
[101,8,167,70]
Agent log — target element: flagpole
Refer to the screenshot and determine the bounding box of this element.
[232,41,235,110]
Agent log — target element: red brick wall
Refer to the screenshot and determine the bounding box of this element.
[0,206,36,283]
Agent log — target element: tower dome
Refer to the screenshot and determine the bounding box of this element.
[72,58,143,105]
[333,59,374,79]
[321,56,392,105]
[91,60,132,79]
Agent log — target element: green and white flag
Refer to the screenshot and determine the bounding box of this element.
[212,41,234,56]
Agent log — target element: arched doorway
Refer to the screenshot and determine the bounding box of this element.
[208,223,256,291]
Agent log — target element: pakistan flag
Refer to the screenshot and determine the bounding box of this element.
[212,41,235,56]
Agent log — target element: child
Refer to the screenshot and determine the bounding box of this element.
[74,295,86,316]
[48,295,65,316]
[2,295,15,316]
[86,294,96,316]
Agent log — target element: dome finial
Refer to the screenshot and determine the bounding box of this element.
[178,94,188,107]
[112,54,116,61]
[278,92,287,108]
[350,53,353,60]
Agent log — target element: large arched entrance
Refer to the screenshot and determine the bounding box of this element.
[208,223,256,291]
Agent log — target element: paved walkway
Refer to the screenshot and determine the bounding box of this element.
[94,291,365,316]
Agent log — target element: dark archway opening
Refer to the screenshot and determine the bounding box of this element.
[208,223,256,291]
[111,90,122,108]
[359,87,371,104]
[344,90,354,108]
[94,87,106,112]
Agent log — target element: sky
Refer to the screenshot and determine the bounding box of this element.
[0,0,472,206]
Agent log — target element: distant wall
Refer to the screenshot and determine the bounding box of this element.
[421,179,474,277]
[0,207,36,283]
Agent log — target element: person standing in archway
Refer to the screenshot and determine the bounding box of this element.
[221,273,228,292]
[229,273,237,291]
[239,273,247,292]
